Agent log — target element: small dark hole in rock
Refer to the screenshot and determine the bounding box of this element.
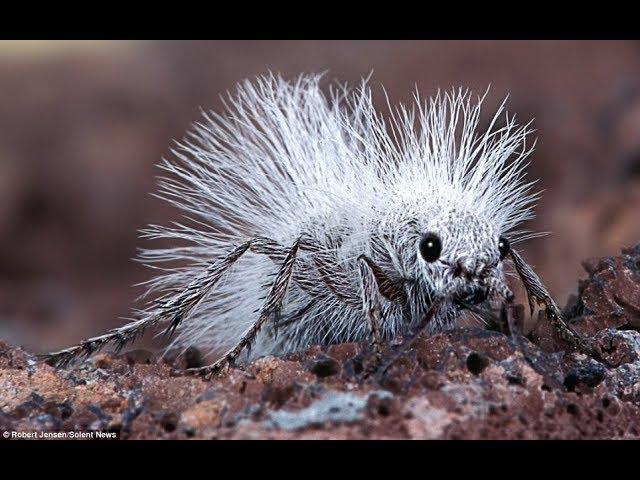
[161,413,178,432]
[184,347,204,369]
[56,401,74,420]
[352,359,363,375]
[563,373,578,391]
[566,404,579,415]
[602,397,611,408]
[223,418,237,428]
[507,374,524,386]
[377,403,390,417]
[466,352,487,375]
[564,364,606,391]
[310,356,340,378]
[597,410,604,422]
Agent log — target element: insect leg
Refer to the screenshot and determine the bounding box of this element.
[300,238,363,307]
[189,238,301,376]
[509,248,599,358]
[378,299,442,376]
[250,236,355,304]
[357,255,386,362]
[43,241,254,367]
[300,239,406,358]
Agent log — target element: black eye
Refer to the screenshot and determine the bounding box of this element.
[419,233,442,262]
[498,236,510,260]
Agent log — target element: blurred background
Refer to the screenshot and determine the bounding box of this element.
[1,40,639,353]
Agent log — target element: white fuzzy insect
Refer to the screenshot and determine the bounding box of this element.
[48,73,592,373]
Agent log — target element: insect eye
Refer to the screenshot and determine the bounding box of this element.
[419,233,442,262]
[498,236,510,260]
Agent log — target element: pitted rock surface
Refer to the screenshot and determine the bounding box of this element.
[2,246,640,439]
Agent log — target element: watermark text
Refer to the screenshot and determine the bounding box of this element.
[2,430,117,440]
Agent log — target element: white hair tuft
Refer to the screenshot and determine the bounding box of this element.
[47,73,550,368]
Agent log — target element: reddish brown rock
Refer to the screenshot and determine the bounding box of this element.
[2,246,640,439]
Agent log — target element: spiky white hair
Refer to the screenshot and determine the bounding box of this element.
[137,73,540,360]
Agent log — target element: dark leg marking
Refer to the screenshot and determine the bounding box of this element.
[359,254,407,304]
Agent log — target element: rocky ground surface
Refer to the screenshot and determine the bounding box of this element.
[2,245,640,439]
